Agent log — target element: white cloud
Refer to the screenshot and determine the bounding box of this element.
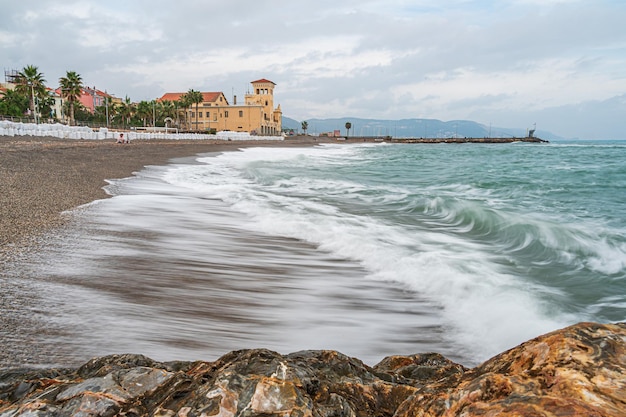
[395,57,625,111]
[0,31,19,46]
[1,0,625,138]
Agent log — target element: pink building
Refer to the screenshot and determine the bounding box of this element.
[54,86,111,114]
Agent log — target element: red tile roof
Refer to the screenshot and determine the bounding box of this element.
[158,92,185,102]
[158,92,224,103]
[251,79,275,85]
[201,92,223,102]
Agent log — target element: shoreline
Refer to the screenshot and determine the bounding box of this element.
[0,136,325,260]
[0,134,329,369]
[2,136,625,416]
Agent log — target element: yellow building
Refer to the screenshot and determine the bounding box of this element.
[158,79,282,135]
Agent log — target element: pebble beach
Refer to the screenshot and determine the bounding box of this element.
[0,134,327,368]
[0,135,320,259]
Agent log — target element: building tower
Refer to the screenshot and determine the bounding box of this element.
[246,79,281,135]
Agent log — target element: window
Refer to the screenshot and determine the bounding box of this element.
[239,110,243,117]
[224,111,229,118]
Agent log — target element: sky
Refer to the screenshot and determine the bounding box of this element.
[1,0,625,139]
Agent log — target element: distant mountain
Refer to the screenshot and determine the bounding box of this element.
[282,116,302,131]
[282,116,564,141]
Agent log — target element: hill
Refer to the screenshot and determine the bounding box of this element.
[282,116,564,140]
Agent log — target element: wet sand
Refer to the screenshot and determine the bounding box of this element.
[0,135,323,259]
[0,135,329,368]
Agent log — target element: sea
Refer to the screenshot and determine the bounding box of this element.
[3,140,626,368]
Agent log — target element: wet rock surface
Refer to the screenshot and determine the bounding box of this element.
[1,322,624,416]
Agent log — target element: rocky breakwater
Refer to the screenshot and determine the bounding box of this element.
[0,322,624,416]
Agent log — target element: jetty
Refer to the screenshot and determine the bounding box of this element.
[388,136,548,144]
[293,135,549,144]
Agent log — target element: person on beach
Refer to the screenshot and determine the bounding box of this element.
[117,133,124,144]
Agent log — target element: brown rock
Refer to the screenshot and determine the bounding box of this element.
[372,352,467,389]
[1,322,624,416]
[395,321,626,417]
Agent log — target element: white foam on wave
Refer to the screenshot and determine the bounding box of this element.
[159,145,581,362]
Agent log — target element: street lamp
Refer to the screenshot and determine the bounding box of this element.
[30,83,39,124]
[105,92,109,128]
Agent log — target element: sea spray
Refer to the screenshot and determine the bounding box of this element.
[15,140,626,367]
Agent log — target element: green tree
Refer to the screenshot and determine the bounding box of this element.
[136,100,152,127]
[171,99,183,129]
[38,93,56,121]
[186,89,203,131]
[14,65,46,121]
[159,100,175,125]
[94,96,115,126]
[155,100,176,128]
[116,96,135,129]
[345,121,352,137]
[301,121,308,135]
[178,94,193,130]
[59,71,83,125]
[72,102,93,124]
[0,88,29,116]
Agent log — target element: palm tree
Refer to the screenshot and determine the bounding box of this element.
[94,97,116,126]
[345,121,352,137]
[179,94,193,130]
[136,100,152,127]
[58,71,83,125]
[301,121,308,135]
[159,100,175,120]
[116,96,135,129]
[15,65,46,121]
[172,99,184,129]
[187,89,204,131]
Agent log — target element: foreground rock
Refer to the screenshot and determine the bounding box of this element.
[0,322,624,416]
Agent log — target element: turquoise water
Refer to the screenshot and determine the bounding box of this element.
[7,140,625,368]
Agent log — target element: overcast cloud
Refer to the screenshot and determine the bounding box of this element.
[1,0,625,138]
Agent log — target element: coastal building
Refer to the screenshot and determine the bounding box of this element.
[53,86,115,114]
[2,69,120,123]
[47,87,63,120]
[158,79,282,135]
